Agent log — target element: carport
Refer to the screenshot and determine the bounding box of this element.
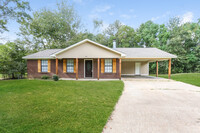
[121,58,172,78]
[114,48,177,79]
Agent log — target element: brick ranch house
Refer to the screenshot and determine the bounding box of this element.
[23,39,177,80]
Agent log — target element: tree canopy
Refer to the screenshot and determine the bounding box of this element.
[0,0,200,79]
[0,0,31,33]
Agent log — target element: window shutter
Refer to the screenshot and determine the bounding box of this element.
[38,60,41,72]
[101,59,104,73]
[48,60,51,72]
[63,59,66,73]
[113,59,116,73]
[74,59,76,73]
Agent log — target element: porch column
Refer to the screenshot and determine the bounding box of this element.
[168,59,171,79]
[56,58,58,75]
[119,58,121,80]
[97,58,100,80]
[156,61,158,77]
[76,58,78,80]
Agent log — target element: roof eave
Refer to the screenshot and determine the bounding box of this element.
[22,57,55,59]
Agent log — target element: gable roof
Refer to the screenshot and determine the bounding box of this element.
[114,48,177,58]
[22,49,62,59]
[51,39,125,57]
[22,39,177,59]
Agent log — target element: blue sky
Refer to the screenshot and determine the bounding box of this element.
[1,0,200,43]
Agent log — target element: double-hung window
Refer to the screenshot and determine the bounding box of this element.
[105,59,112,73]
[41,60,48,72]
[67,59,74,73]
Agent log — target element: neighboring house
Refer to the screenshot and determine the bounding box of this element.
[23,39,177,80]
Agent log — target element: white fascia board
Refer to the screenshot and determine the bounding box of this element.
[22,57,55,59]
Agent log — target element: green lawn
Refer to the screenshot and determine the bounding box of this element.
[151,73,200,87]
[0,80,123,133]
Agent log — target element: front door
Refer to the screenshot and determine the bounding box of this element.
[135,62,141,75]
[85,60,92,77]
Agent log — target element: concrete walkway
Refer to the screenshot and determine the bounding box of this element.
[103,79,200,133]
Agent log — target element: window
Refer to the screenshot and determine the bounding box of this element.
[67,59,74,73]
[41,60,48,72]
[105,59,112,73]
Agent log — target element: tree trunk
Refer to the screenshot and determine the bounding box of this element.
[12,73,15,79]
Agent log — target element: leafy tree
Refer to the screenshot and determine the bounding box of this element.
[117,25,140,47]
[0,41,27,79]
[0,0,30,33]
[93,19,103,33]
[19,0,81,50]
[166,17,200,73]
[137,21,159,47]
[104,20,123,36]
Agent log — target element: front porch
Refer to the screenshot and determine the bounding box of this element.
[55,58,122,80]
[54,57,172,80]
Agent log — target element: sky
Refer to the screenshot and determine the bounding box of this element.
[1,0,200,43]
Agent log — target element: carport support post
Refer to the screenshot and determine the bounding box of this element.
[97,58,100,80]
[56,58,58,75]
[76,58,78,80]
[168,59,171,79]
[119,58,121,80]
[156,61,158,77]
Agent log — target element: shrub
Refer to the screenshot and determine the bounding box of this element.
[52,74,59,81]
[41,75,50,79]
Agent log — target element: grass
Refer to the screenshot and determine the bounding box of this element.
[151,73,200,87]
[0,80,124,133]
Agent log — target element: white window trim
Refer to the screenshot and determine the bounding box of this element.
[67,59,74,73]
[41,59,48,72]
[104,59,113,73]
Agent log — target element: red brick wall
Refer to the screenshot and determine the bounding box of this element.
[27,58,120,79]
[27,59,56,78]
[99,59,120,79]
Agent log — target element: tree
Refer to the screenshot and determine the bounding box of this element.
[93,19,103,33]
[117,25,140,47]
[137,21,159,47]
[19,0,81,50]
[0,0,30,33]
[103,20,140,48]
[0,41,27,79]
[166,17,200,73]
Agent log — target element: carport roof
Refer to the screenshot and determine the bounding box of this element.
[114,48,177,59]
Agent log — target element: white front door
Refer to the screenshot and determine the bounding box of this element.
[135,63,141,75]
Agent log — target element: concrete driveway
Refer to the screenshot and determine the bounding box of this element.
[103,78,200,133]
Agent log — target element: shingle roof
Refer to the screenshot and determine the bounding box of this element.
[23,49,62,59]
[23,47,177,59]
[114,48,177,58]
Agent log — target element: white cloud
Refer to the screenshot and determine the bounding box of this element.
[109,12,114,16]
[151,16,160,21]
[151,11,170,21]
[132,15,137,18]
[89,14,100,19]
[89,5,112,20]
[94,5,111,13]
[129,9,134,13]
[181,11,193,24]
[0,32,17,44]
[120,14,131,19]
